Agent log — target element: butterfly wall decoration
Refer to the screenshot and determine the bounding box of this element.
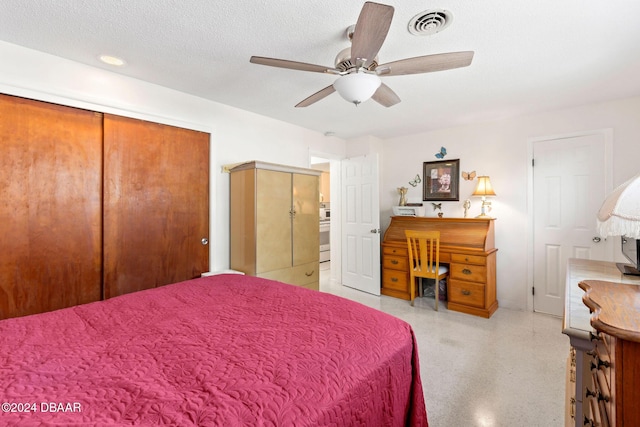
[408,174,421,187]
[462,171,477,181]
[435,147,447,159]
[431,203,442,211]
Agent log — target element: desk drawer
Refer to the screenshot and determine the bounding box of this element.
[449,280,485,308]
[383,255,408,271]
[383,246,408,257]
[450,263,487,283]
[383,269,408,291]
[451,253,486,265]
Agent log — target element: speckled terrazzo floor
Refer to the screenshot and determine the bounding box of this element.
[319,262,568,427]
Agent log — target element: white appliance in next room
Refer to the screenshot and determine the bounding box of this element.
[320,204,330,262]
[320,206,330,221]
[320,220,330,262]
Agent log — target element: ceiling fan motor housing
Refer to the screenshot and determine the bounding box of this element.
[334,47,378,72]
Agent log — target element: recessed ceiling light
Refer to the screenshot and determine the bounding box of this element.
[99,55,126,66]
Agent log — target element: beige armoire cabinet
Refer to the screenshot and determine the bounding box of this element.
[230,161,320,290]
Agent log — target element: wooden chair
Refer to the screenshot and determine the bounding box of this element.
[405,230,449,310]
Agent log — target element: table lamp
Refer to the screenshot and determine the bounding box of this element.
[596,172,640,239]
[472,176,496,218]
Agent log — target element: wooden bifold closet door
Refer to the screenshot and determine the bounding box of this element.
[0,95,209,319]
[0,94,103,318]
[102,115,209,298]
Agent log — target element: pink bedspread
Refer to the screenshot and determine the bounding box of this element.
[1,274,427,426]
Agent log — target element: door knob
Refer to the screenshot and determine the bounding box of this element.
[592,237,601,243]
[201,238,209,245]
[370,228,381,234]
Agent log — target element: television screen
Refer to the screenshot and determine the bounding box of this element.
[619,236,640,275]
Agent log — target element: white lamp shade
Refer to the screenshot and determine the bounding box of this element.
[597,172,640,238]
[472,176,496,197]
[333,73,381,105]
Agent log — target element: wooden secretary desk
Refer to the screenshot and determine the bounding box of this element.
[382,217,498,318]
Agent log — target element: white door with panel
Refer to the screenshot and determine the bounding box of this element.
[341,154,381,295]
[532,130,612,315]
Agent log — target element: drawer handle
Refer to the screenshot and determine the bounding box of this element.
[465,257,469,262]
[391,278,398,283]
[569,397,575,418]
[462,268,472,275]
[391,260,399,265]
[590,357,610,371]
[585,388,596,398]
[596,358,610,369]
[461,289,471,296]
[305,270,314,277]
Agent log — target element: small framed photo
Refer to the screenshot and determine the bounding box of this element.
[423,159,460,201]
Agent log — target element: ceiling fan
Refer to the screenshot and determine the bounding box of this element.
[250,1,474,108]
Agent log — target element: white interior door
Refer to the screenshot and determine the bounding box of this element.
[532,130,612,315]
[341,154,381,295]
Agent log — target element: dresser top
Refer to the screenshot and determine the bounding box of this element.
[580,280,640,342]
[563,258,640,340]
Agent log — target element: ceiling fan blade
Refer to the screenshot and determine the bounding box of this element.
[377,51,474,76]
[351,2,394,68]
[372,83,401,107]
[295,85,336,108]
[250,56,337,74]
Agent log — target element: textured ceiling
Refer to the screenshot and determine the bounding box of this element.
[2,0,640,139]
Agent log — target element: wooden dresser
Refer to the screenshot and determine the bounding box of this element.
[381,217,498,318]
[562,259,640,426]
[579,280,640,426]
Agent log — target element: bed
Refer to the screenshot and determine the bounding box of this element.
[0,274,428,426]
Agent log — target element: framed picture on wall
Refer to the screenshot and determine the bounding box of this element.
[423,159,460,201]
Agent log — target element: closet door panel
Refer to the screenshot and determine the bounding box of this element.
[0,94,103,319]
[103,115,209,298]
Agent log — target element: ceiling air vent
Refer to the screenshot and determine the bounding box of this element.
[408,9,453,36]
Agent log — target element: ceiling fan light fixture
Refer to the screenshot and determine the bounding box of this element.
[333,72,381,105]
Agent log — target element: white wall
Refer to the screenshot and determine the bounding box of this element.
[379,96,640,310]
[3,40,639,310]
[0,40,347,273]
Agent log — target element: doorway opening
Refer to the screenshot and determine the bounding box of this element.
[311,155,340,289]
